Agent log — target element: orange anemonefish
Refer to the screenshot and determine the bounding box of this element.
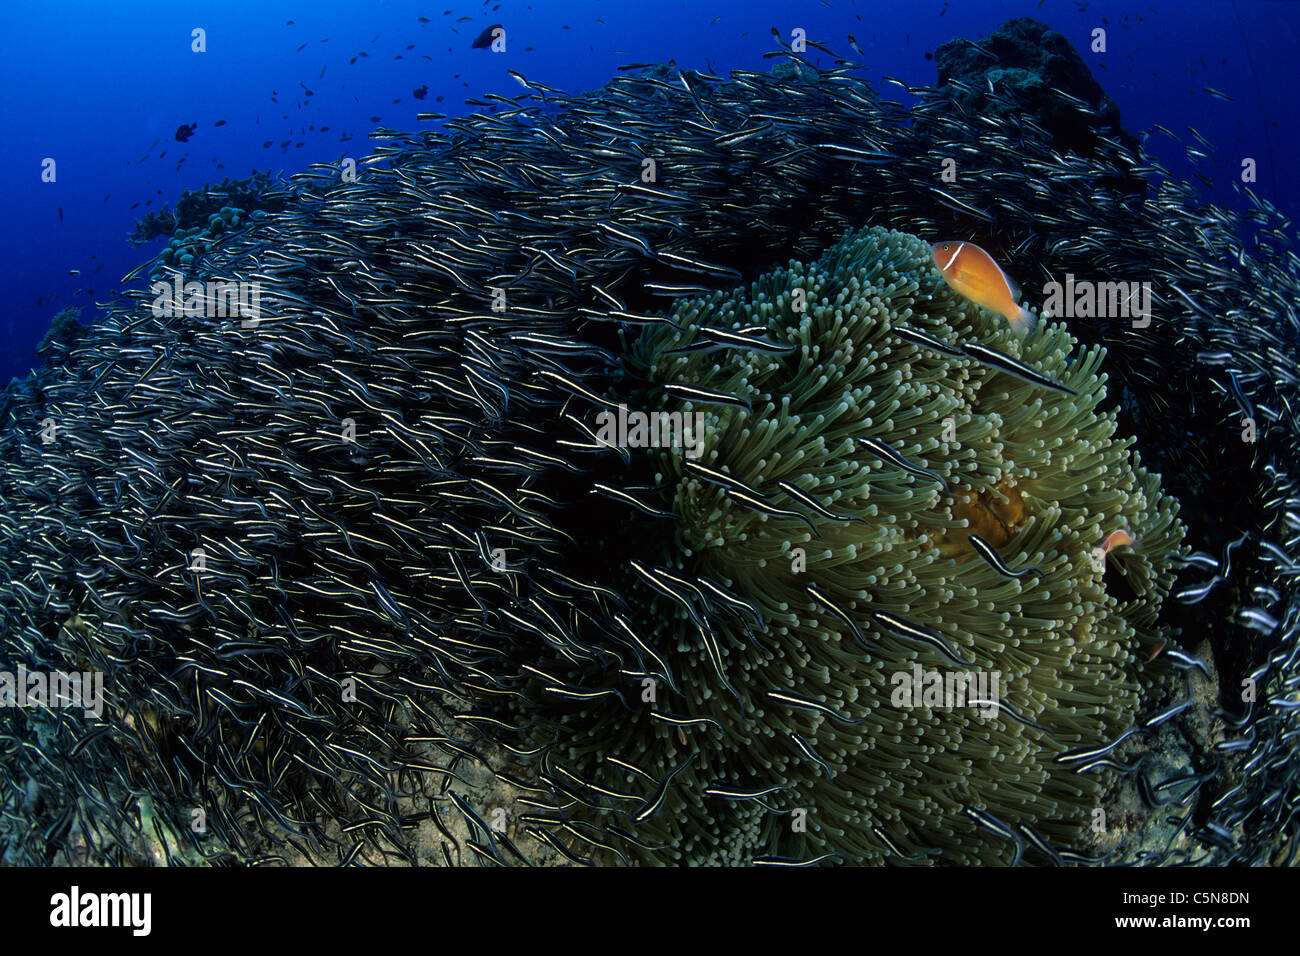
[1100,529,1138,554]
[1092,529,1138,576]
[932,240,1037,337]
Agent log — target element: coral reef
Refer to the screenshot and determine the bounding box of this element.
[0,21,1296,866]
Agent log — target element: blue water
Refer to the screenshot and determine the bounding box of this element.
[1,0,1295,385]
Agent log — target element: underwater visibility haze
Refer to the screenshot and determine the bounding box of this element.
[1,0,1299,876]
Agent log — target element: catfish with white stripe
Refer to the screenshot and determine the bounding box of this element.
[961,341,1077,395]
[967,532,1043,580]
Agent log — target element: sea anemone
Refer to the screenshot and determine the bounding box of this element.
[534,225,1183,864]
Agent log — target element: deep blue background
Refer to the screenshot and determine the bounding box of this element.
[1,0,1295,384]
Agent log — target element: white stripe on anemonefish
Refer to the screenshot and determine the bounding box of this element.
[942,242,965,272]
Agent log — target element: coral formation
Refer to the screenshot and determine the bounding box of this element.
[36,307,84,359]
[933,17,1136,155]
[131,172,288,282]
[131,170,283,244]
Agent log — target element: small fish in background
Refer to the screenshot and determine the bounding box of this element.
[174,122,197,142]
[932,240,1037,337]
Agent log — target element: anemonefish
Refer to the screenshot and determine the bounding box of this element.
[1092,529,1138,576]
[1100,529,1137,554]
[932,240,1037,337]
